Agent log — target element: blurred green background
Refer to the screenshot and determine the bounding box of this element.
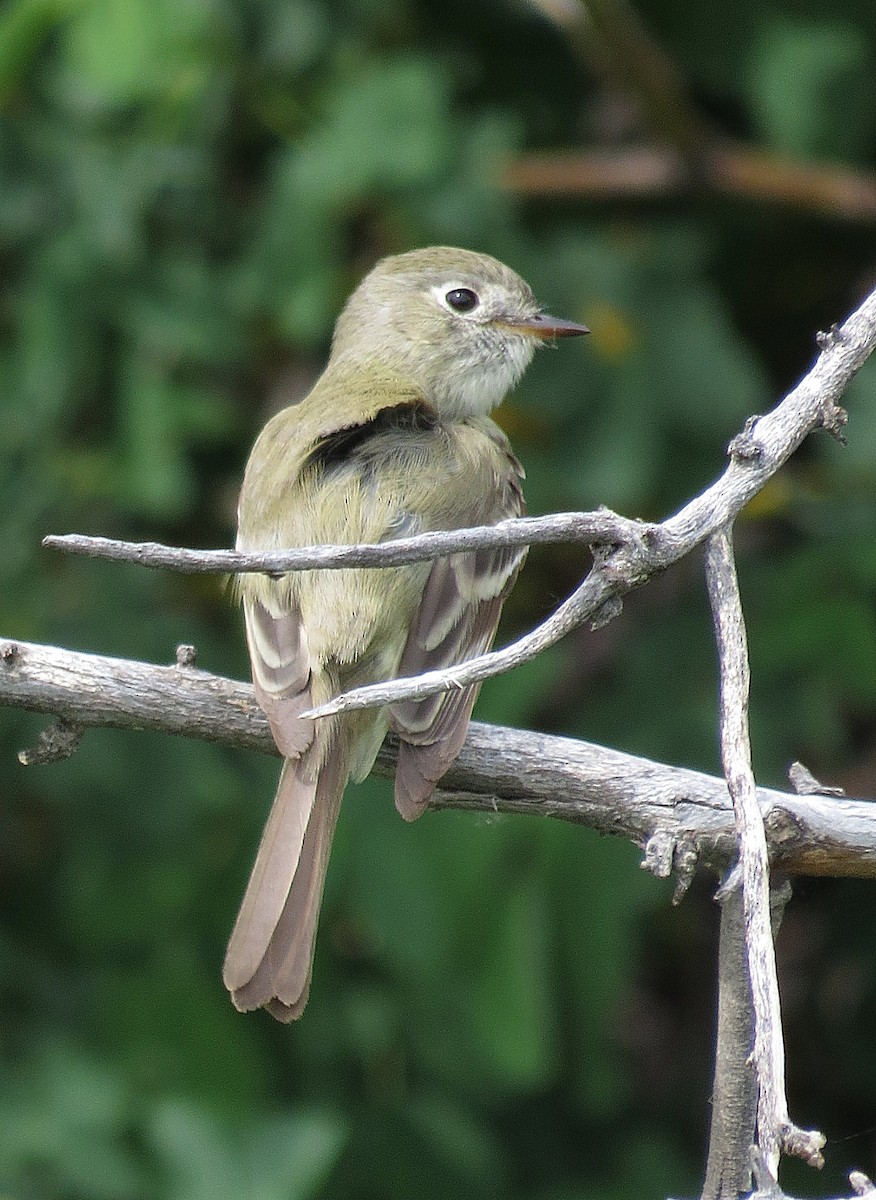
[2,0,876,1197]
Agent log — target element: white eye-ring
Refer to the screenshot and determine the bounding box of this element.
[433,283,480,315]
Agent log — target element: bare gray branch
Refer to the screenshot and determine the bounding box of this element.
[705,529,825,1178]
[304,281,876,718]
[3,636,876,881]
[701,883,758,1200]
[43,510,648,573]
[39,285,876,726]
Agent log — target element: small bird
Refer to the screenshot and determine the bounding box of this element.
[225,246,588,1020]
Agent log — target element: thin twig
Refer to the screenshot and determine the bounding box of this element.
[40,284,876,721]
[300,287,872,718]
[42,511,648,574]
[705,529,825,1178]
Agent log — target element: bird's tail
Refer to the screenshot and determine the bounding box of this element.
[223,745,347,1021]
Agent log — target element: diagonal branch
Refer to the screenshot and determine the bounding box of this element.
[41,285,876,725]
[302,290,872,718]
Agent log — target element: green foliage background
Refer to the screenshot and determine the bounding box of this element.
[2,1,876,1197]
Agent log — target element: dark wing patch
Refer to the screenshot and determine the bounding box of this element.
[306,400,437,471]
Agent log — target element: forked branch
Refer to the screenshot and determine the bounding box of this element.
[43,283,876,721]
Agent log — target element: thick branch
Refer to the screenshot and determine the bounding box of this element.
[3,636,876,881]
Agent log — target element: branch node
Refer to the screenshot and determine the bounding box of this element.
[671,838,698,903]
[850,1171,876,1198]
[818,400,849,444]
[592,510,661,566]
[641,828,675,878]
[788,760,845,797]
[175,644,199,668]
[590,595,624,630]
[780,1121,826,1169]
[18,717,84,766]
[728,416,765,463]
[763,803,807,854]
[816,323,847,350]
[640,832,698,900]
[1,640,19,666]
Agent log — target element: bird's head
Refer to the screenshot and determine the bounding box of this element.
[330,247,589,418]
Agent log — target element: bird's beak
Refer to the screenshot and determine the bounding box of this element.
[499,313,590,339]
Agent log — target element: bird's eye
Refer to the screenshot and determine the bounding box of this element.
[444,287,479,313]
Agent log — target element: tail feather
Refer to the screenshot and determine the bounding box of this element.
[224,747,347,1018]
[223,758,316,992]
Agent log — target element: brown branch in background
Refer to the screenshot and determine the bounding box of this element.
[504,144,876,224]
[520,0,876,223]
[528,0,712,161]
[705,529,825,1179]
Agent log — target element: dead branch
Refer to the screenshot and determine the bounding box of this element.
[3,636,876,882]
[706,529,825,1183]
[41,286,876,726]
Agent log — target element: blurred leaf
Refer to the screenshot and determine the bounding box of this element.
[0,1042,148,1199]
[255,0,329,74]
[749,17,876,160]
[61,0,218,110]
[0,0,73,103]
[150,1101,346,1200]
[549,830,658,1116]
[407,1092,506,1189]
[116,356,195,515]
[469,870,558,1091]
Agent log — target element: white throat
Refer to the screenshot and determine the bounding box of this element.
[430,336,536,418]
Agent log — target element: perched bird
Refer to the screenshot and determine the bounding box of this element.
[225,246,588,1020]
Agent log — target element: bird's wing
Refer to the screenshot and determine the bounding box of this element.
[222,594,322,993]
[227,378,446,1014]
[243,595,316,759]
[389,447,526,820]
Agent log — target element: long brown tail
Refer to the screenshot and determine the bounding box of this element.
[223,747,347,1021]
